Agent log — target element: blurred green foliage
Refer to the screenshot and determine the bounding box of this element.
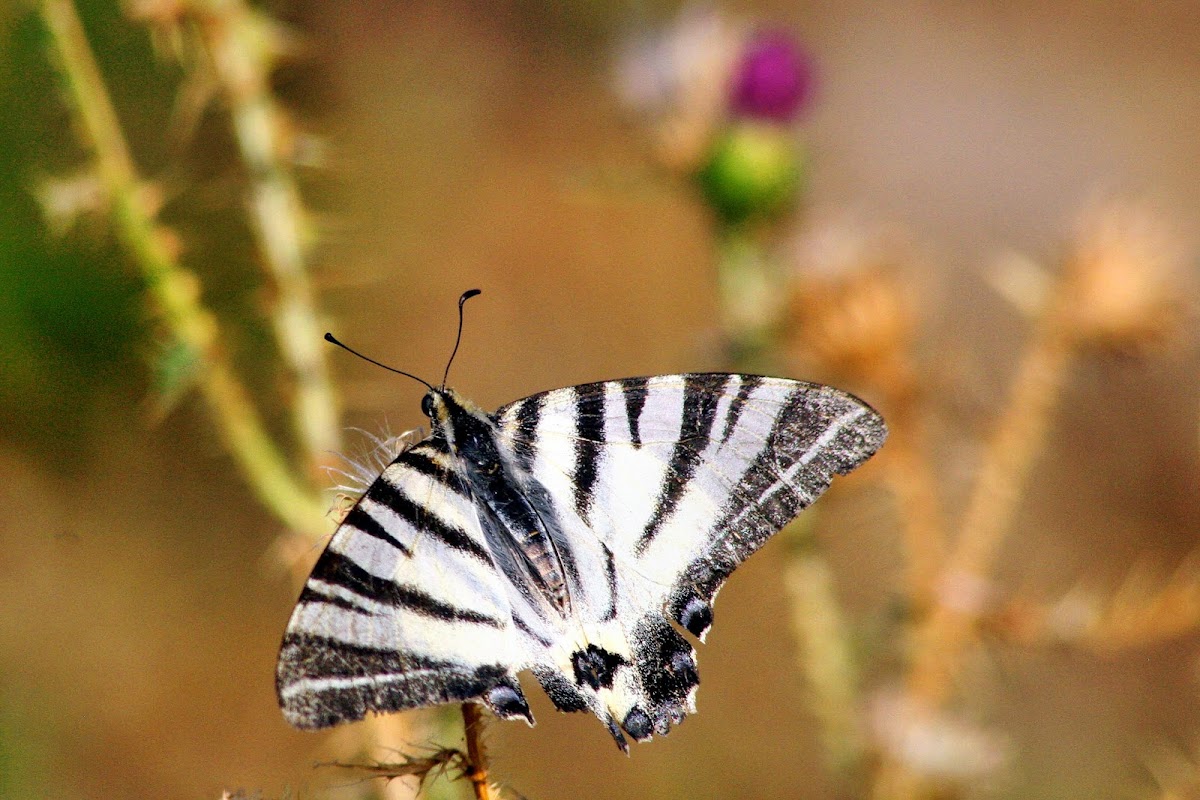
[0,4,157,466]
[0,1,284,469]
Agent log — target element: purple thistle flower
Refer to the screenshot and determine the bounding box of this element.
[730,30,816,122]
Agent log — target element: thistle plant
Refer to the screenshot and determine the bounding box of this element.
[30,1,466,798]
[618,9,1197,800]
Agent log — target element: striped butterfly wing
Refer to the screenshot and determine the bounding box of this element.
[494,373,886,743]
[276,439,529,729]
[277,372,885,748]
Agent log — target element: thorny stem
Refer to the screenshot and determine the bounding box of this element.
[993,554,1200,652]
[910,314,1074,705]
[873,290,1079,800]
[40,0,328,537]
[461,703,496,800]
[190,0,342,473]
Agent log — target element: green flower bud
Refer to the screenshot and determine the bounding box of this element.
[696,123,804,226]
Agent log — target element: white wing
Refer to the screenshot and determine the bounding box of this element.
[276,439,535,728]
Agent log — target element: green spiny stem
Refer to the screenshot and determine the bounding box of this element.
[40,0,329,537]
[191,0,342,471]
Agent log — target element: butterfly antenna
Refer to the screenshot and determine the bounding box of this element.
[442,288,481,388]
[324,332,435,392]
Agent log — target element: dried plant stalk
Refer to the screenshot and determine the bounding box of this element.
[908,311,1076,709]
[461,704,497,800]
[325,750,461,785]
[897,199,1189,747]
[1086,571,1200,651]
[996,556,1200,652]
[39,0,328,537]
[784,548,866,776]
[871,296,1080,800]
[875,369,944,608]
[874,197,1191,797]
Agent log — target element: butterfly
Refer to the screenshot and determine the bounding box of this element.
[276,304,886,751]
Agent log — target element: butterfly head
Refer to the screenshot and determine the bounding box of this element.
[422,386,473,427]
[421,388,451,431]
[421,387,495,461]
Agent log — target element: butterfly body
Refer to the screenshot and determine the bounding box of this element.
[277,373,886,750]
[429,389,574,616]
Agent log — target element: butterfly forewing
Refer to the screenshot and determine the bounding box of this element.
[277,372,886,748]
[494,374,883,621]
[276,441,528,730]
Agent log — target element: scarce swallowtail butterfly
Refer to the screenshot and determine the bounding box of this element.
[276,291,887,751]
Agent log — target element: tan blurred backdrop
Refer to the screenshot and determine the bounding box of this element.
[1,2,1198,799]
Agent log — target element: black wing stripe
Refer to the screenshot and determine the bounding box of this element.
[281,632,505,678]
[389,583,506,627]
[343,505,413,557]
[279,632,515,729]
[678,391,878,604]
[512,613,555,649]
[637,374,726,552]
[396,449,468,498]
[601,544,618,622]
[573,385,606,518]
[621,377,649,447]
[709,387,812,535]
[311,549,504,627]
[297,585,371,614]
[509,394,543,473]
[370,474,491,564]
[720,374,762,444]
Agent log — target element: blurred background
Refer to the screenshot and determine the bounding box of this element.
[2,1,1199,799]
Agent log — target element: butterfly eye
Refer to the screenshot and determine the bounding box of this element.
[421,394,435,418]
